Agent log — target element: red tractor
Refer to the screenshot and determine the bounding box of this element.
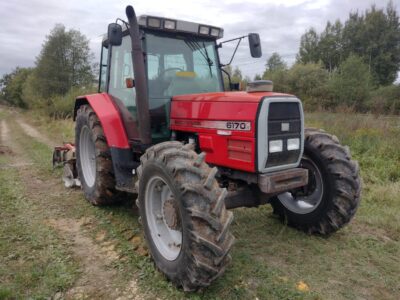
[55,5,361,291]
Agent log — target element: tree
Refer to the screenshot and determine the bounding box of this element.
[298,2,400,85]
[33,24,94,101]
[0,67,33,108]
[265,52,287,73]
[318,20,343,72]
[232,66,243,83]
[328,55,373,109]
[254,74,262,80]
[343,3,400,85]
[297,28,320,64]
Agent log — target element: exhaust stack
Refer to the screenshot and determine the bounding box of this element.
[125,5,152,146]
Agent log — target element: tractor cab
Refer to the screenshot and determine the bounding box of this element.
[99,15,259,143]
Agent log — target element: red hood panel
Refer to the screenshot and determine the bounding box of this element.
[172,91,293,103]
[170,91,294,173]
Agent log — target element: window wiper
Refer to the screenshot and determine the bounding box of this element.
[202,42,213,77]
[184,38,213,77]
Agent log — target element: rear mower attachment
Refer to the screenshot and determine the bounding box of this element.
[52,143,81,188]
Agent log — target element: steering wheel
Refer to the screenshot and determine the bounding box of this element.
[158,67,184,80]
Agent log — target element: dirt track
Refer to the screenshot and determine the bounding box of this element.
[0,110,144,300]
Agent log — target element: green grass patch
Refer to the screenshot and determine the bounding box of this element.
[0,155,79,299]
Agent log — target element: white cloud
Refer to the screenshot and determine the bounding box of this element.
[0,0,397,79]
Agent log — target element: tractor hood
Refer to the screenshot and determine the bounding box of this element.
[170,91,302,173]
[170,91,295,127]
[172,91,293,103]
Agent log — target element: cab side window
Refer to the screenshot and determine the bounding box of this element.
[99,45,108,92]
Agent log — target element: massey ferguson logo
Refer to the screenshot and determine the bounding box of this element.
[281,122,290,132]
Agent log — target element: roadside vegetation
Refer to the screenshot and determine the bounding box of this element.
[227,2,400,114]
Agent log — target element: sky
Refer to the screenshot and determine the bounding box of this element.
[0,0,398,79]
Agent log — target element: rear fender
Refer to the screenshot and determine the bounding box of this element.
[74,93,136,191]
[74,93,130,149]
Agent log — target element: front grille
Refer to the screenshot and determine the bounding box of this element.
[265,102,302,168]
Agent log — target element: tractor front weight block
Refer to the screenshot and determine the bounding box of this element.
[258,168,308,195]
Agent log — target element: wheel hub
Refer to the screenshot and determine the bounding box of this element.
[277,156,324,214]
[145,176,183,261]
[79,126,96,188]
[163,198,180,230]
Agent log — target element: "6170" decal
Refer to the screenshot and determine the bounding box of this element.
[225,121,251,131]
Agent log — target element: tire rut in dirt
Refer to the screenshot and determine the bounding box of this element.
[75,105,121,205]
[271,128,361,235]
[136,141,234,291]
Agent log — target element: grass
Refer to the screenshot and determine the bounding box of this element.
[0,153,79,299]
[0,109,399,299]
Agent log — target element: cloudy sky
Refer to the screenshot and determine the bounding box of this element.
[0,0,398,79]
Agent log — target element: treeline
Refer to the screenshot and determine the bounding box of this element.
[0,24,96,118]
[1,3,400,116]
[232,2,400,114]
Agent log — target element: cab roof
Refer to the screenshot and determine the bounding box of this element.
[102,15,224,43]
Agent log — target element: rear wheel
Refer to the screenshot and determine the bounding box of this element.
[75,104,120,205]
[271,128,361,234]
[136,142,234,291]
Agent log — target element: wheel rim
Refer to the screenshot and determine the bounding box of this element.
[277,156,324,214]
[145,176,182,261]
[79,126,96,188]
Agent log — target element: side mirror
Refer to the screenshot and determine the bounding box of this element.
[108,23,123,46]
[248,33,262,58]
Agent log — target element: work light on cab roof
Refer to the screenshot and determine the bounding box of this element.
[139,15,224,39]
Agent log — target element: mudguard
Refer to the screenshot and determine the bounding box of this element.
[74,93,130,149]
[74,93,137,192]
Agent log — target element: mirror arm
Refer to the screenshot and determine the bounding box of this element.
[217,35,247,46]
[115,18,129,28]
[217,36,246,66]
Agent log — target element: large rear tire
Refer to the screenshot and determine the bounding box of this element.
[136,142,234,291]
[271,128,361,234]
[75,104,120,205]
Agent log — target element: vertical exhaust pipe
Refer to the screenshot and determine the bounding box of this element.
[125,5,152,146]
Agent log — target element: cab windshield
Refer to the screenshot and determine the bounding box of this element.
[145,32,223,102]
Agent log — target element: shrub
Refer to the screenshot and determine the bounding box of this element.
[327,55,373,110]
[287,63,329,110]
[45,87,94,119]
[368,84,400,115]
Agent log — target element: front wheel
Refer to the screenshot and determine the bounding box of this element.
[136,142,234,291]
[271,128,361,234]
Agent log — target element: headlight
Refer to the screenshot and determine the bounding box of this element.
[269,140,283,153]
[199,25,210,35]
[287,138,300,151]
